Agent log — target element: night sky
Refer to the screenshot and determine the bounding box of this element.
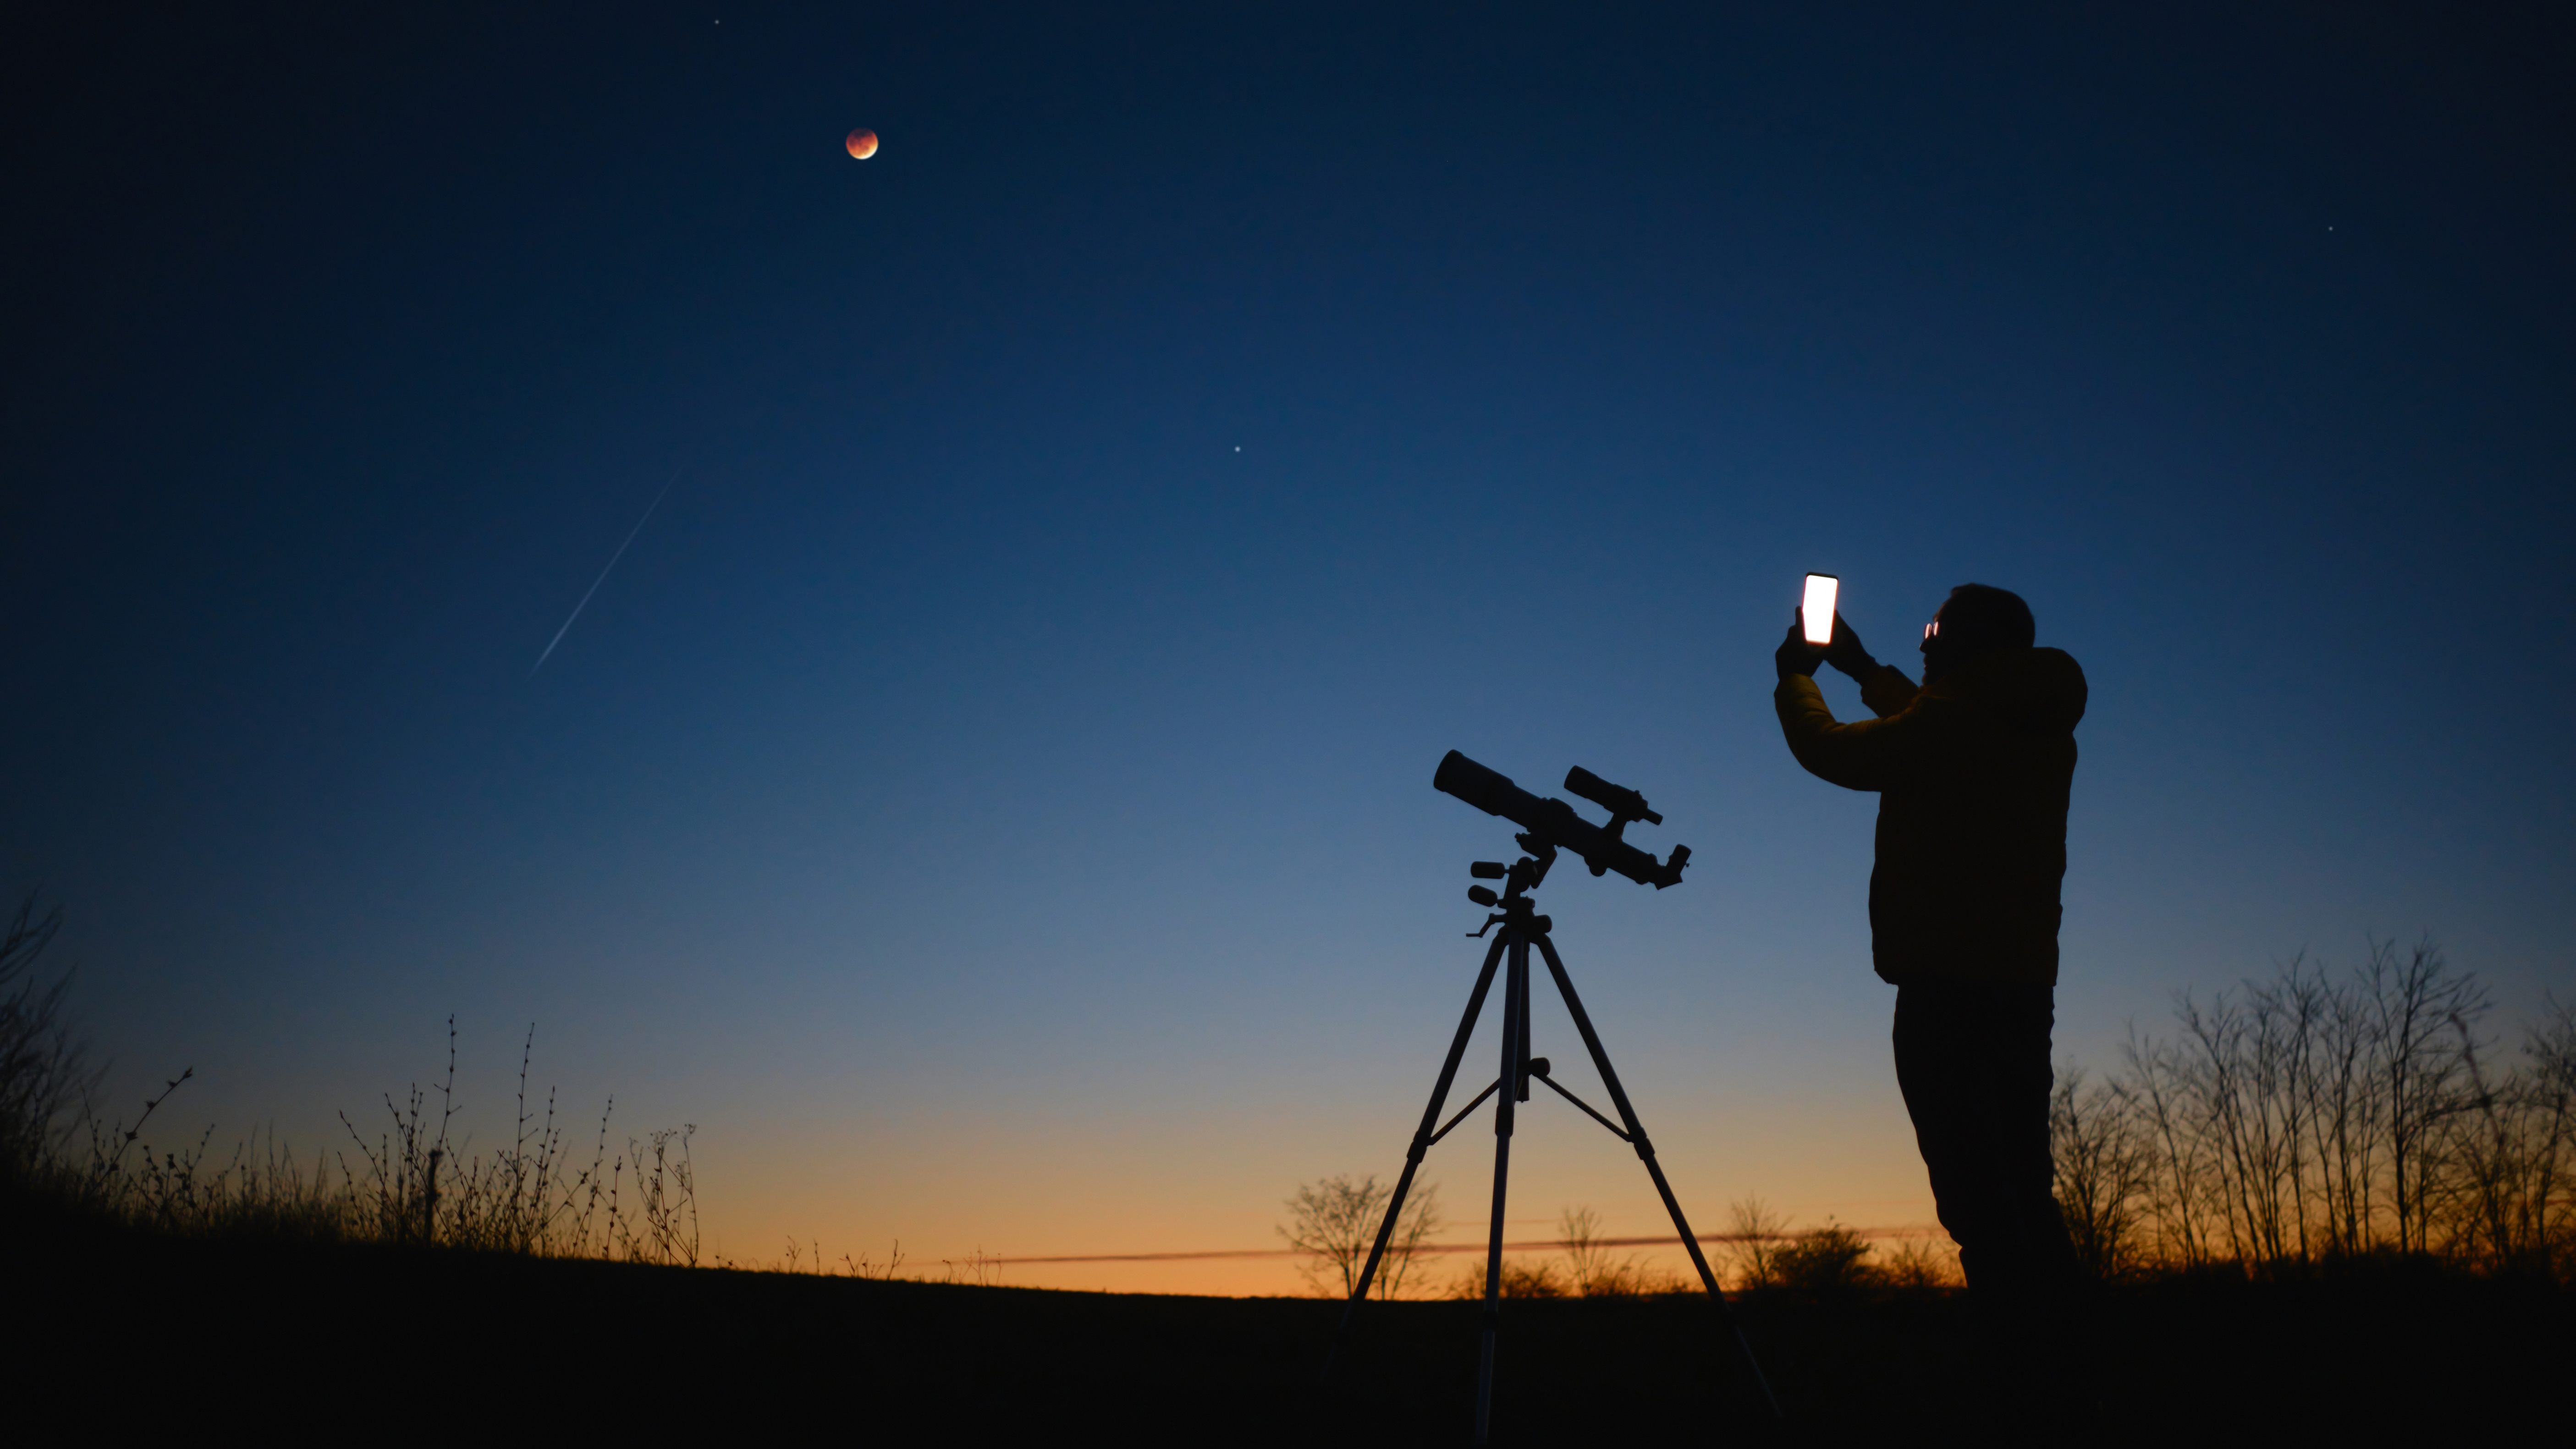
[7,4,2569,1291]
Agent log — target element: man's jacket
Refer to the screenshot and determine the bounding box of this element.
[1773,646,2087,987]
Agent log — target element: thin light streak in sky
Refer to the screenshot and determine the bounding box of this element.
[530,469,677,675]
[988,1223,1943,1265]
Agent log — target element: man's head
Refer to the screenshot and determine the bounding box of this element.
[1921,584,2035,682]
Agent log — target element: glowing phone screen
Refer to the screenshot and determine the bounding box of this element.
[1801,573,1839,646]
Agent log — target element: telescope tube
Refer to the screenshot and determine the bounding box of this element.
[1433,750,1690,888]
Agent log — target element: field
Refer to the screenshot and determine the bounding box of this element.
[12,1196,2565,1443]
[6,920,2567,1439]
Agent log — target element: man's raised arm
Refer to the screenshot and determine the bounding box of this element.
[1773,618,1928,792]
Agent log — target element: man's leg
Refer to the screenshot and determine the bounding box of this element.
[1893,982,2092,1432]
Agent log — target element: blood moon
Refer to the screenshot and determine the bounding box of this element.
[845,128,879,160]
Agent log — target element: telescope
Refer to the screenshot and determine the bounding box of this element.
[1431,750,1691,888]
[1328,751,1773,1441]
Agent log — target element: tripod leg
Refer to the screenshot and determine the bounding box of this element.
[1534,933,1784,1422]
[1474,931,1528,1447]
[1504,938,1525,1093]
[1327,930,1509,1369]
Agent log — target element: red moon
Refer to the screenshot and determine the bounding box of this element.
[845,128,879,160]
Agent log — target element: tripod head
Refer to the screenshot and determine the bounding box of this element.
[1463,846,1558,937]
[1433,750,1692,888]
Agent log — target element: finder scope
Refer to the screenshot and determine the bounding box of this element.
[1563,766,1660,826]
[1432,750,1691,888]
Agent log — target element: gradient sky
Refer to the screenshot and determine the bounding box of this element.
[7,4,2569,1294]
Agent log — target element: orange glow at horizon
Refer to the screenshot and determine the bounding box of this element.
[964,1223,1948,1296]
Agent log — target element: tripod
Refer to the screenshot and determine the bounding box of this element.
[1329,841,1780,1443]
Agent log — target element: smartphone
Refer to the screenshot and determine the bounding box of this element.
[1801,573,1839,646]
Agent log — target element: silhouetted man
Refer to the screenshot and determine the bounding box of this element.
[1772,583,2092,1432]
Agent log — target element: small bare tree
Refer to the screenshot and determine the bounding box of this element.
[1556,1204,1666,1295]
[2122,1025,2223,1268]
[2051,1064,2152,1278]
[2304,962,2386,1256]
[2173,979,2313,1265]
[2370,937,2485,1253]
[1556,1204,1606,1291]
[0,892,93,1185]
[2523,999,2576,1277]
[1726,1195,1788,1289]
[2445,998,2576,1275]
[1280,1174,1442,1299]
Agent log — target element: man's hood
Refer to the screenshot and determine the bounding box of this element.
[1931,646,2087,735]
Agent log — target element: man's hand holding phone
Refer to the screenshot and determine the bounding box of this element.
[1778,572,1882,682]
[1777,618,1827,680]
[1822,614,1877,679]
[1778,612,1877,680]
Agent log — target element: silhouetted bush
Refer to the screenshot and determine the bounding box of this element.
[1447,1256,1570,1299]
[1774,1222,1877,1291]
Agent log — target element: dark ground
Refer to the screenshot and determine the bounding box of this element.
[7,1202,2565,1443]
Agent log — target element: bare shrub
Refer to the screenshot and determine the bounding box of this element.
[935,1248,1004,1286]
[0,894,701,1264]
[50,1015,700,1263]
[1878,1234,1962,1289]
[1449,1256,1569,1299]
[324,1018,699,1263]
